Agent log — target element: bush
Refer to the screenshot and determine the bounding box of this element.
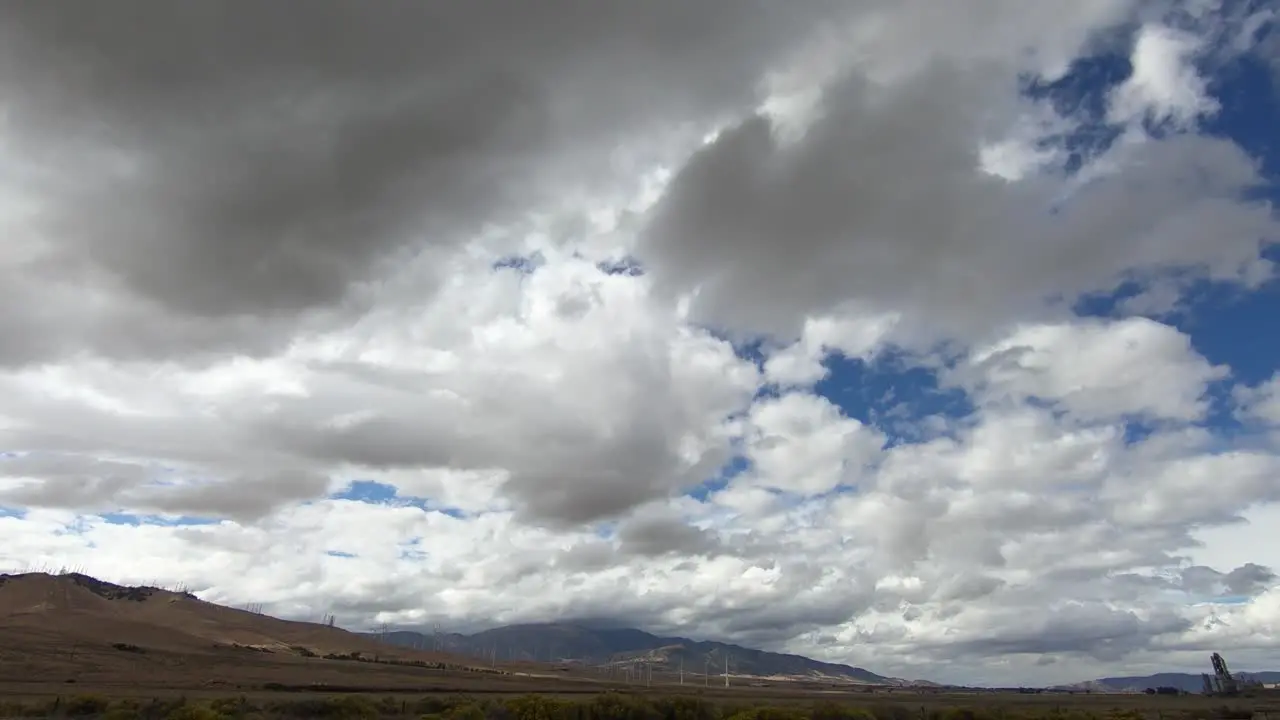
[811,703,877,720]
[414,698,453,716]
[375,696,405,717]
[506,695,578,720]
[586,693,660,720]
[653,696,721,720]
[448,702,488,720]
[0,699,50,718]
[933,708,999,720]
[165,705,223,720]
[266,696,378,719]
[66,694,112,717]
[103,706,144,720]
[324,696,379,720]
[208,696,253,719]
[724,709,807,720]
[865,705,915,720]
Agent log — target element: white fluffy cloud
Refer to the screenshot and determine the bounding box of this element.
[959,318,1228,422]
[1237,373,1280,426]
[0,0,1278,688]
[1108,24,1218,128]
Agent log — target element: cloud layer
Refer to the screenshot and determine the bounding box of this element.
[1,0,1278,687]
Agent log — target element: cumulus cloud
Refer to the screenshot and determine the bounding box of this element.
[1181,563,1277,597]
[0,0,1278,688]
[634,21,1277,343]
[1108,24,1218,128]
[0,252,761,527]
[0,0,839,366]
[1236,373,1280,426]
[958,318,1228,422]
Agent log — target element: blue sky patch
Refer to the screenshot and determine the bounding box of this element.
[697,29,1280,496]
[329,480,467,518]
[98,512,218,527]
[816,351,974,446]
[492,252,545,274]
[684,455,750,502]
[331,479,399,503]
[597,256,645,276]
[398,538,429,561]
[1022,52,1132,174]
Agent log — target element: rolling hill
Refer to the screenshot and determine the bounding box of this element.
[0,571,533,693]
[1083,671,1280,693]
[368,622,897,685]
[0,571,425,657]
[2,571,900,695]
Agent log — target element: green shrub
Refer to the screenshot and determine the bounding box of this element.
[207,696,252,719]
[103,706,145,720]
[933,708,1001,720]
[165,704,223,720]
[449,702,488,720]
[506,694,579,720]
[415,697,453,716]
[811,703,878,720]
[65,694,112,717]
[652,696,721,720]
[375,696,405,717]
[724,708,807,720]
[865,705,915,720]
[267,695,378,720]
[586,693,660,720]
[0,699,49,719]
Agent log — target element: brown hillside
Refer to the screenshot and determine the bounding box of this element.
[0,571,563,693]
[0,572,459,659]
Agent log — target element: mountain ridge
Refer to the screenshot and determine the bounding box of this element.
[367,621,905,686]
[1073,671,1280,693]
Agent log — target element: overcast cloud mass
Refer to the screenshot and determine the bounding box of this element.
[1,0,1278,687]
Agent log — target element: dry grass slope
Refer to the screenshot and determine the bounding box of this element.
[2,572,1278,720]
[0,572,540,694]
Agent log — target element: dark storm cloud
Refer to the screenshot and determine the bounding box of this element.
[0,452,327,522]
[616,513,721,557]
[1181,562,1277,596]
[635,55,1276,342]
[0,453,145,510]
[925,603,1193,661]
[240,358,743,527]
[1223,563,1277,594]
[0,0,843,366]
[126,470,333,523]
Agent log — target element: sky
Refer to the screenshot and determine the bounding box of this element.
[0,0,1278,688]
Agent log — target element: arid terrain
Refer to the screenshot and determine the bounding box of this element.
[1,572,1277,720]
[0,572,639,695]
[0,571,891,698]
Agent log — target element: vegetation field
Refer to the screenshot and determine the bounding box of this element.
[3,575,1277,720]
[0,690,1276,720]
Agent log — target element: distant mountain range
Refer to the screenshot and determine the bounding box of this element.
[1067,671,1280,693]
[366,622,906,685]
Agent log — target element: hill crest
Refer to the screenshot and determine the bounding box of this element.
[1070,671,1280,694]
[0,571,454,661]
[369,621,900,685]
